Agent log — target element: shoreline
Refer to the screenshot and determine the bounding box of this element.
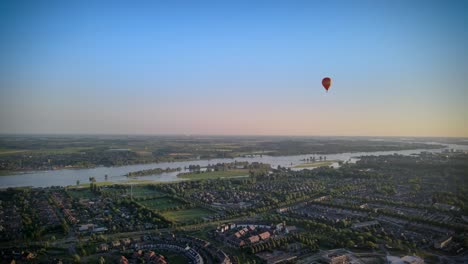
[0,145,445,176]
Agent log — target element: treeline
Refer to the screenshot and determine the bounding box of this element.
[252,140,442,156]
[125,167,181,177]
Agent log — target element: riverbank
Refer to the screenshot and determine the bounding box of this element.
[293,160,338,168]
[0,143,462,188]
[177,169,249,180]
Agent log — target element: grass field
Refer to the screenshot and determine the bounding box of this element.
[0,149,28,155]
[162,207,215,223]
[293,160,337,168]
[0,147,94,156]
[158,250,190,264]
[139,197,185,210]
[67,189,97,199]
[128,186,167,198]
[177,169,249,180]
[0,170,17,176]
[71,180,158,188]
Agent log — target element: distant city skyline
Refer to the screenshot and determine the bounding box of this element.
[1,1,467,137]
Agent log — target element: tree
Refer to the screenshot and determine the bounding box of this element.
[365,241,377,249]
[346,240,355,248]
[76,180,80,186]
[61,220,70,234]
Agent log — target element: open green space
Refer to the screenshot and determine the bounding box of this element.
[293,160,337,168]
[139,197,186,210]
[67,189,97,199]
[177,169,249,180]
[71,180,158,188]
[162,207,215,223]
[0,148,28,155]
[0,170,17,176]
[158,250,190,264]
[0,147,94,156]
[127,185,167,198]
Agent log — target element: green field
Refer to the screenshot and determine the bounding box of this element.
[0,170,17,176]
[293,160,337,168]
[72,180,158,188]
[162,207,215,223]
[128,185,167,198]
[0,147,94,156]
[158,250,190,264]
[139,197,185,210]
[177,169,249,180]
[0,149,28,155]
[67,189,97,199]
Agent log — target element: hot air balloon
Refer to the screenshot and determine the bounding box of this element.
[322,77,332,92]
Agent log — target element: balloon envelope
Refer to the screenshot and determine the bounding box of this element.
[322,77,332,91]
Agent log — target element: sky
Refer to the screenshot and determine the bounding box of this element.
[0,0,467,137]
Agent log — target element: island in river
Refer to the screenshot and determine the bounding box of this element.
[125,167,182,177]
[293,160,338,168]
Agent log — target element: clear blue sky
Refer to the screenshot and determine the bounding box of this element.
[1,0,467,136]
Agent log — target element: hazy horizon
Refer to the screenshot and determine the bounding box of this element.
[1,132,467,140]
[1,1,467,137]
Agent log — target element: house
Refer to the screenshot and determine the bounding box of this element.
[400,256,424,264]
[227,236,245,247]
[351,220,379,230]
[275,222,285,231]
[313,195,330,202]
[247,235,260,244]
[434,203,460,212]
[434,236,452,249]
[92,227,108,233]
[329,254,348,264]
[285,226,297,233]
[119,256,129,264]
[132,250,143,258]
[259,231,271,240]
[112,240,121,247]
[98,243,109,252]
[218,224,228,233]
[24,252,36,260]
[277,207,289,213]
[387,255,424,264]
[122,238,132,246]
[78,224,94,232]
[145,251,168,264]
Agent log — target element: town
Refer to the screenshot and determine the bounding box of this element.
[2,0,467,262]
[1,150,466,263]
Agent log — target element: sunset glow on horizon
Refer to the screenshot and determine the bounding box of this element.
[1,1,467,137]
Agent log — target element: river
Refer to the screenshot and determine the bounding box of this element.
[0,143,466,188]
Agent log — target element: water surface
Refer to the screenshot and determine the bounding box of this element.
[1,143,466,188]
